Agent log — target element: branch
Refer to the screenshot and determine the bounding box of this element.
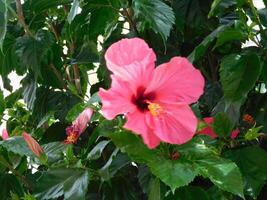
[49,64,67,89]
[121,8,139,34]
[69,43,82,94]
[15,0,33,37]
[0,156,32,190]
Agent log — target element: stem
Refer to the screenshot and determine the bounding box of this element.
[15,0,33,37]
[49,64,67,89]
[69,43,82,94]
[121,8,139,34]
[0,156,32,190]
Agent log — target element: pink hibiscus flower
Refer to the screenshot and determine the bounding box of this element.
[198,117,240,139]
[64,108,93,144]
[1,129,9,140]
[99,38,205,148]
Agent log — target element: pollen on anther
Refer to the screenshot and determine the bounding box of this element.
[148,103,164,116]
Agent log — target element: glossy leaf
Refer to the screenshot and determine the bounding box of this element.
[213,112,234,138]
[0,136,35,157]
[133,0,175,43]
[225,146,267,198]
[220,53,261,102]
[0,0,8,49]
[34,168,89,200]
[87,140,110,160]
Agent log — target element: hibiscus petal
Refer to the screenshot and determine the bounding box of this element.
[99,76,136,120]
[146,57,204,104]
[73,108,93,134]
[231,129,240,139]
[146,102,197,145]
[105,38,156,79]
[124,110,160,148]
[1,129,9,140]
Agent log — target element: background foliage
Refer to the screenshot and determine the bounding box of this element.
[1,0,267,199]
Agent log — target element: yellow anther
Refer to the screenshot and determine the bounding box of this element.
[65,132,79,144]
[148,103,164,116]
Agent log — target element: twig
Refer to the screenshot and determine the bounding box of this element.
[15,0,33,37]
[49,64,67,89]
[0,156,32,190]
[121,8,139,34]
[69,43,82,94]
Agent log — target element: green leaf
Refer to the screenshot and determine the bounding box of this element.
[87,140,110,160]
[148,178,160,200]
[0,34,20,77]
[166,186,210,200]
[188,23,232,62]
[214,28,247,49]
[213,112,234,137]
[0,136,35,157]
[220,52,262,102]
[98,150,130,181]
[197,158,244,198]
[73,41,99,64]
[150,160,196,192]
[244,126,263,141]
[208,0,246,17]
[0,90,5,118]
[67,0,80,24]
[224,146,267,198]
[0,174,24,199]
[15,30,54,78]
[258,8,267,28]
[34,168,88,200]
[133,0,175,43]
[0,0,8,49]
[42,142,66,163]
[22,76,37,110]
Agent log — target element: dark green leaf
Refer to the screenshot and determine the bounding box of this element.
[74,41,99,64]
[220,52,261,102]
[214,28,247,48]
[0,174,24,198]
[188,23,232,62]
[0,90,5,118]
[224,146,267,198]
[22,76,37,110]
[0,136,35,157]
[42,142,66,163]
[148,178,160,200]
[213,112,234,137]
[197,157,244,198]
[133,0,175,43]
[34,168,88,200]
[0,0,8,49]
[166,186,210,200]
[208,0,246,17]
[15,30,54,78]
[87,140,110,160]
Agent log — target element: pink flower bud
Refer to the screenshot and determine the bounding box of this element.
[23,132,44,157]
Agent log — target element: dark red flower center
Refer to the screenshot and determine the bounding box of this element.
[132,86,156,112]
